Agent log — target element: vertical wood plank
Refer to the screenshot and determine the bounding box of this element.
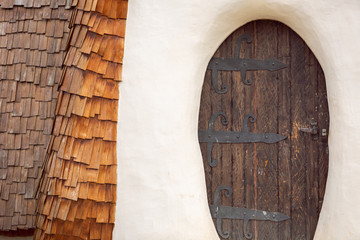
[305,44,319,240]
[243,22,257,238]
[290,28,307,240]
[277,22,292,240]
[230,26,247,239]
[219,36,233,237]
[316,58,329,233]
[254,21,280,240]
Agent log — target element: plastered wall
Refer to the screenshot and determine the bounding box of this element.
[116,0,360,239]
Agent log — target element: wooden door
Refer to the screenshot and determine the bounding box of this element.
[198,20,329,240]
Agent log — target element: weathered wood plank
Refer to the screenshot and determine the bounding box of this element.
[254,21,280,239]
[290,29,308,240]
[277,22,292,240]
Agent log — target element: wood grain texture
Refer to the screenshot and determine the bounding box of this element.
[33,0,128,239]
[0,0,72,231]
[198,21,329,240]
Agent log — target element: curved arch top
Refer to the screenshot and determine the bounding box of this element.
[116,0,360,239]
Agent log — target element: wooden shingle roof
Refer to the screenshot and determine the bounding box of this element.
[0,0,72,231]
[0,0,127,238]
[34,0,127,239]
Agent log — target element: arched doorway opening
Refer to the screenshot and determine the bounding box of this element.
[198,20,329,240]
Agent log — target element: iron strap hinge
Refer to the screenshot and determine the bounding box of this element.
[198,112,287,167]
[210,186,290,239]
[207,34,287,94]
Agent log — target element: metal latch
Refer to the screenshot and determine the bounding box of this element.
[300,122,318,135]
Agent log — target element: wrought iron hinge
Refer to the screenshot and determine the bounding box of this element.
[198,112,287,167]
[207,34,287,94]
[210,186,290,239]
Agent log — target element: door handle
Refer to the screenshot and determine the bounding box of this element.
[300,122,318,135]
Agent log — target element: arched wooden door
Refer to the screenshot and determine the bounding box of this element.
[198,20,329,240]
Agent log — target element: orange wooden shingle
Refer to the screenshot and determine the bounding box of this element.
[24,0,129,238]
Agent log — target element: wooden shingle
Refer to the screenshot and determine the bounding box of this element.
[4,0,130,238]
[0,1,73,231]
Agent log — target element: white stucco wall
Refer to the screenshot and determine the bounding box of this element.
[115,0,360,239]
